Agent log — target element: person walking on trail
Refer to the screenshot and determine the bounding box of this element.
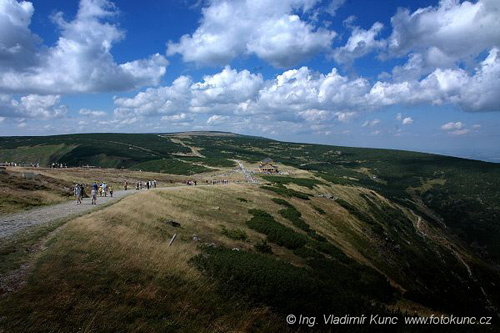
[124,181,128,191]
[91,187,97,205]
[93,182,98,193]
[74,184,82,204]
[109,185,113,198]
[98,185,103,197]
[146,181,150,190]
[102,182,107,197]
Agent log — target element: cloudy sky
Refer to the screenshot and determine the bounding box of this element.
[1,0,499,161]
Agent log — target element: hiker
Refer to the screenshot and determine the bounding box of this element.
[109,185,113,197]
[75,184,82,204]
[124,181,128,191]
[80,184,86,200]
[139,181,143,190]
[136,182,139,190]
[98,185,103,197]
[93,182,98,193]
[153,180,157,188]
[146,181,150,190]
[91,187,97,205]
[102,182,107,197]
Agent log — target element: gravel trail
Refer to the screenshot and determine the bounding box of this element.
[0,190,134,240]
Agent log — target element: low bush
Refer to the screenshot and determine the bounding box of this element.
[246,209,307,250]
[220,226,248,241]
[254,240,272,254]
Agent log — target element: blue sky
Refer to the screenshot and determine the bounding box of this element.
[0,0,499,162]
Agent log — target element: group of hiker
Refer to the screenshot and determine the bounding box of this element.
[132,180,157,190]
[73,181,114,205]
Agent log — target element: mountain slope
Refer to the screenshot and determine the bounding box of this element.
[1,131,499,327]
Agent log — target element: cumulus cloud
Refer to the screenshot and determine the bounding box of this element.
[167,0,335,68]
[190,66,263,113]
[114,76,192,118]
[402,117,413,125]
[333,22,386,64]
[362,119,380,127]
[0,0,167,94]
[368,48,500,112]
[79,108,107,117]
[114,53,500,135]
[387,0,500,68]
[0,94,67,119]
[206,114,229,125]
[441,121,464,131]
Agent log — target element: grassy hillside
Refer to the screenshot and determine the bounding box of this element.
[1,132,499,330]
[3,132,497,261]
[1,183,498,331]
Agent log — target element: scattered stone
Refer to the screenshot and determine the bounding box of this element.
[205,242,216,248]
[165,220,181,227]
[232,248,240,251]
[317,193,337,200]
[192,234,201,241]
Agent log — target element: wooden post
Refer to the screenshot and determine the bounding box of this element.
[169,233,177,246]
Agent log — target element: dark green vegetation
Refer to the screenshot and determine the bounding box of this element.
[262,175,323,189]
[260,185,311,200]
[193,202,398,325]
[192,247,396,319]
[220,225,248,241]
[246,209,307,250]
[0,133,209,175]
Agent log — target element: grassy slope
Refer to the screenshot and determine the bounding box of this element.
[0,169,74,215]
[1,183,498,331]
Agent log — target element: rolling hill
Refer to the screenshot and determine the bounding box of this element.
[0,131,499,330]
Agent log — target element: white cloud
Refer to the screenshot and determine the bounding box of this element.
[362,119,380,127]
[333,22,386,64]
[441,121,464,131]
[191,66,263,113]
[114,76,192,118]
[326,0,345,16]
[387,0,500,68]
[0,0,167,94]
[395,112,402,121]
[298,109,329,122]
[161,113,192,123]
[472,124,481,129]
[206,114,229,125]
[79,108,107,117]
[368,48,500,112]
[449,129,469,136]
[0,94,67,119]
[167,0,335,68]
[402,117,413,125]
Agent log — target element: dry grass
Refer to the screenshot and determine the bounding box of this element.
[0,185,291,332]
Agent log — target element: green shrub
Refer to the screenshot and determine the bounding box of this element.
[246,209,307,250]
[262,176,324,189]
[220,226,248,241]
[278,208,310,232]
[254,240,272,254]
[313,205,326,215]
[191,246,396,317]
[293,246,324,259]
[260,186,310,200]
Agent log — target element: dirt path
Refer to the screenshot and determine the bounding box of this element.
[0,190,134,239]
[236,160,259,183]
